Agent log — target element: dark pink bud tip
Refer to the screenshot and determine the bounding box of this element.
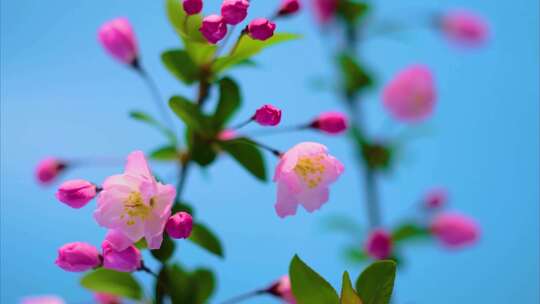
[247,18,276,41]
[278,0,301,16]
[166,212,194,239]
[254,104,282,126]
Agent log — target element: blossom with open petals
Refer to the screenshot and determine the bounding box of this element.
[94,151,175,249]
[274,142,344,218]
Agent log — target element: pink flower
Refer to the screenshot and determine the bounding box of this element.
[218,129,237,141]
[35,157,65,184]
[94,293,121,304]
[55,242,101,272]
[20,296,65,304]
[183,0,203,15]
[254,104,282,126]
[431,213,480,248]
[382,65,436,122]
[312,0,338,23]
[441,10,488,46]
[94,151,175,250]
[274,142,344,218]
[166,212,194,239]
[267,276,296,304]
[248,18,276,41]
[221,0,250,25]
[98,18,138,65]
[423,188,448,209]
[102,239,141,273]
[278,0,301,16]
[200,15,228,44]
[311,112,348,134]
[365,229,392,260]
[56,179,97,209]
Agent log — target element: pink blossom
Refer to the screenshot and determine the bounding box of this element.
[98,18,138,65]
[423,188,448,209]
[274,142,344,218]
[441,10,488,46]
[94,151,175,250]
[94,293,121,304]
[56,179,97,209]
[218,129,238,141]
[312,0,338,23]
[102,239,141,272]
[20,296,65,304]
[55,242,101,272]
[311,112,348,134]
[200,15,228,44]
[35,157,65,184]
[267,276,296,304]
[183,0,203,15]
[383,65,436,122]
[431,213,479,248]
[166,212,194,239]
[278,0,301,16]
[248,18,276,41]
[221,0,250,25]
[254,104,282,126]
[365,229,392,260]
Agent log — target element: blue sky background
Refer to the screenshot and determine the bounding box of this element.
[1,0,538,303]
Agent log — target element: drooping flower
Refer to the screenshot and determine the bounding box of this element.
[310,112,348,134]
[20,295,66,304]
[98,18,138,65]
[423,188,448,209]
[94,293,122,304]
[365,229,392,260]
[35,157,66,184]
[166,212,194,239]
[431,213,479,248]
[312,0,338,23]
[221,0,250,25]
[254,104,282,126]
[440,10,488,46]
[382,65,436,122]
[56,179,97,209]
[278,0,301,17]
[101,232,142,272]
[55,242,101,272]
[183,0,203,15]
[247,18,276,41]
[94,151,175,249]
[200,15,228,44]
[274,142,344,218]
[267,275,296,304]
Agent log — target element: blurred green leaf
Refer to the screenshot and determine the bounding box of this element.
[172,201,195,216]
[321,215,364,238]
[341,271,363,304]
[214,77,242,128]
[338,0,370,25]
[391,223,430,243]
[338,53,373,99]
[151,235,176,262]
[134,239,148,250]
[169,96,212,135]
[344,247,369,264]
[150,145,178,161]
[219,138,267,181]
[192,268,216,303]
[289,255,340,304]
[187,130,218,166]
[361,142,393,171]
[80,269,143,300]
[163,264,216,304]
[129,110,177,145]
[189,223,224,258]
[355,261,396,304]
[212,33,301,74]
[162,49,201,84]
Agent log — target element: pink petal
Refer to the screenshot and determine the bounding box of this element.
[125,151,152,178]
[275,181,299,218]
[297,187,329,212]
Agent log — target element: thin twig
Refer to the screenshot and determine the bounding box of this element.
[219,289,266,304]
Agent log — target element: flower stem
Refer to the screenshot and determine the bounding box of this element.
[231,117,254,130]
[219,289,266,304]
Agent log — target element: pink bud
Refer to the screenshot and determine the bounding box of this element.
[183,0,203,15]
[312,0,338,23]
[311,112,348,134]
[424,188,448,209]
[278,0,301,16]
[166,212,194,239]
[102,239,141,272]
[441,10,488,46]
[365,229,392,260]
[55,179,97,209]
[431,213,479,248]
[221,0,250,25]
[254,104,282,126]
[98,18,138,65]
[55,242,101,272]
[35,158,66,184]
[267,275,296,303]
[218,129,237,141]
[247,18,276,41]
[200,15,228,44]
[94,293,122,304]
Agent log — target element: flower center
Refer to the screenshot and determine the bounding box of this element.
[122,192,154,226]
[294,155,326,189]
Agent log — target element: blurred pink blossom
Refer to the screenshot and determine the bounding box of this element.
[56,179,97,209]
[98,18,138,65]
[268,275,296,303]
[248,18,276,41]
[441,10,488,46]
[218,129,238,141]
[254,104,282,126]
[200,15,228,44]
[311,112,348,134]
[312,0,338,23]
[35,157,65,184]
[424,188,448,209]
[55,242,101,272]
[365,229,392,259]
[94,293,122,304]
[20,296,65,304]
[431,213,480,248]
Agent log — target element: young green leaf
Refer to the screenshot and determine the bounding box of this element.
[338,53,374,98]
[80,269,143,300]
[391,223,431,243]
[341,271,363,304]
[169,96,212,134]
[129,110,177,144]
[214,77,241,128]
[162,49,201,84]
[355,261,397,304]
[188,223,224,258]
[337,0,370,25]
[150,145,178,161]
[289,255,340,304]
[219,138,267,181]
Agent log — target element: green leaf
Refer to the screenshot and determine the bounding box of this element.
[151,235,176,262]
[134,238,148,250]
[189,223,224,258]
[338,53,373,98]
[289,255,340,304]
[344,247,369,264]
[361,142,393,171]
[150,145,178,161]
[338,0,370,25]
[212,33,301,74]
[187,130,218,166]
[80,269,143,300]
[355,261,397,304]
[129,110,177,144]
[162,264,216,304]
[192,268,216,303]
[219,138,267,181]
[162,49,201,84]
[391,223,430,243]
[341,271,363,304]
[214,77,241,128]
[169,96,212,134]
